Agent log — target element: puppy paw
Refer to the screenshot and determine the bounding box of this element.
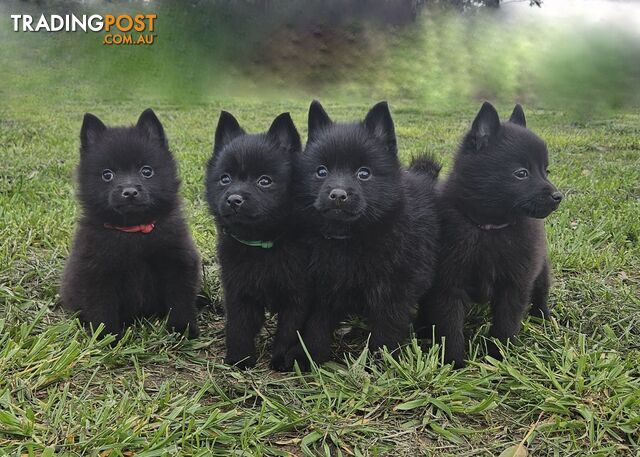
[442,354,466,369]
[529,306,551,320]
[486,340,504,362]
[443,346,466,369]
[280,346,313,372]
[414,326,430,340]
[168,320,199,339]
[292,357,312,373]
[187,323,200,339]
[270,352,292,372]
[224,354,256,370]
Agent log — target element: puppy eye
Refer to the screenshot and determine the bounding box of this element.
[357,167,371,180]
[316,166,328,178]
[140,166,154,178]
[257,175,272,187]
[514,169,529,179]
[220,174,231,185]
[102,169,114,182]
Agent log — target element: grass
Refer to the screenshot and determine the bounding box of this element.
[1,98,639,456]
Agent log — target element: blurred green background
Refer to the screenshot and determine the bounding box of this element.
[1,0,639,116]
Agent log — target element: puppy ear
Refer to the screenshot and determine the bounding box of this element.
[267,112,302,153]
[80,113,106,152]
[509,103,526,127]
[471,102,500,152]
[308,100,332,142]
[136,108,167,147]
[214,111,245,155]
[364,101,397,155]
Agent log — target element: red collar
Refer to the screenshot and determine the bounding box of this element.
[104,221,156,233]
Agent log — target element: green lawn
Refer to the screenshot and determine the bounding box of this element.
[0,99,638,456]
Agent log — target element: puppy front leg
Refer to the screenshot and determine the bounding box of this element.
[67,277,123,339]
[367,301,412,355]
[157,257,201,338]
[530,258,551,319]
[224,296,265,369]
[284,303,336,371]
[488,284,529,360]
[80,303,122,340]
[415,293,436,339]
[427,287,468,368]
[271,297,308,372]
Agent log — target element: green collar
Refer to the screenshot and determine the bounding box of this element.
[224,230,274,249]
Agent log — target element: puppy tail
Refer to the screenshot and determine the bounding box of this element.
[409,154,441,180]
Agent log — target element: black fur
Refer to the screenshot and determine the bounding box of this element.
[205,111,308,370]
[409,155,442,179]
[416,102,563,367]
[61,109,201,338]
[285,100,440,370]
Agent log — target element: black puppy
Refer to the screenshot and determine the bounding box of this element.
[206,111,308,370]
[284,100,440,370]
[61,109,201,338]
[416,102,563,367]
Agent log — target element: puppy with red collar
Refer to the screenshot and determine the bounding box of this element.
[61,109,201,339]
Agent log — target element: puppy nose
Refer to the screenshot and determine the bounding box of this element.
[226,194,244,209]
[329,188,348,202]
[122,187,139,199]
[551,191,563,203]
